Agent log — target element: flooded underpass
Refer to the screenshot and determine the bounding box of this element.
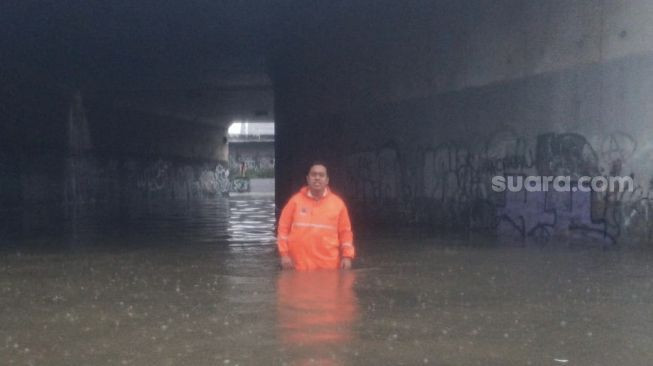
[2,196,653,366]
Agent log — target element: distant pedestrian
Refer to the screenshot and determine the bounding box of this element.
[239,161,246,177]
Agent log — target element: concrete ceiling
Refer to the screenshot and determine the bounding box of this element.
[2,0,438,128]
[2,0,278,128]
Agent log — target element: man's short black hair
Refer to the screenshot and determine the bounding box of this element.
[307,161,328,175]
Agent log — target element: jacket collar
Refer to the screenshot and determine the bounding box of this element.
[302,186,329,198]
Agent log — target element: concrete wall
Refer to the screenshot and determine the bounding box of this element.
[1,84,230,236]
[0,81,69,208]
[69,95,231,204]
[273,0,653,246]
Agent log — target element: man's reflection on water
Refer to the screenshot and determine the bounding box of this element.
[277,271,359,366]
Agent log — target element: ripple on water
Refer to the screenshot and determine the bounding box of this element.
[1,196,276,251]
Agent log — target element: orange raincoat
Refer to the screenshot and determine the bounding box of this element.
[277,187,354,270]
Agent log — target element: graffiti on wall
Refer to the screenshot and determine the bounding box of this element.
[600,131,637,167]
[127,159,229,199]
[136,160,170,192]
[231,177,250,193]
[535,133,600,178]
[496,188,619,246]
[342,130,653,245]
[343,142,423,223]
[419,131,537,231]
[344,143,401,202]
[63,156,232,205]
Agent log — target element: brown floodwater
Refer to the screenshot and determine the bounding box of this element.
[2,196,653,365]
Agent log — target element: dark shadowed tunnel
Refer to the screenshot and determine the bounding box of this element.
[2,1,653,365]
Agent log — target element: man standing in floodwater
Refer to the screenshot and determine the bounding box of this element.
[277,162,355,270]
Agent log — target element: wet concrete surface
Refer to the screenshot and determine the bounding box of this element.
[2,196,653,365]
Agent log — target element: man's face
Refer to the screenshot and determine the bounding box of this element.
[307,165,329,192]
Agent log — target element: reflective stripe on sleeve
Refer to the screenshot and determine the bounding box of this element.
[291,222,337,231]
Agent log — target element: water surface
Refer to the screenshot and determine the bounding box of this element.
[2,196,653,365]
